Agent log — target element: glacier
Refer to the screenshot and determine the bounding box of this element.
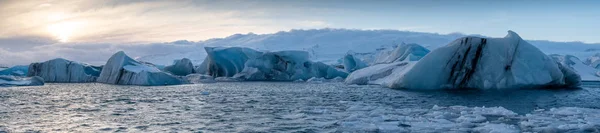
[550,54,600,81]
[96,51,185,86]
[384,31,580,90]
[0,65,28,76]
[163,58,195,76]
[345,43,429,85]
[27,58,102,83]
[233,50,348,81]
[0,75,44,87]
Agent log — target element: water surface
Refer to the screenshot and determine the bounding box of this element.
[0,82,599,132]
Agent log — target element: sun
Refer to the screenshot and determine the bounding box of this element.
[47,21,81,42]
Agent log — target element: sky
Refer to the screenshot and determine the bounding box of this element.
[0,0,599,66]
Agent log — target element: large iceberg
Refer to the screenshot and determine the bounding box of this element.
[345,43,429,85]
[385,31,580,90]
[0,75,44,87]
[233,50,348,81]
[163,58,195,76]
[198,47,263,77]
[550,54,599,81]
[27,58,101,83]
[0,65,28,76]
[97,51,185,86]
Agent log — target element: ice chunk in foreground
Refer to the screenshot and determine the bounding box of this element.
[0,65,28,76]
[550,54,597,81]
[97,51,185,86]
[387,31,579,89]
[27,58,101,83]
[163,58,195,76]
[198,47,263,77]
[0,75,44,87]
[233,50,348,81]
[342,54,368,72]
[345,43,429,85]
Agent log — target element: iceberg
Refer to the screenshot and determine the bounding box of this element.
[0,75,44,87]
[96,51,185,86]
[550,54,599,81]
[199,47,263,77]
[233,50,348,81]
[163,58,195,76]
[28,58,101,83]
[373,43,430,64]
[341,54,368,72]
[585,53,600,69]
[0,65,28,76]
[385,31,580,90]
[345,43,429,85]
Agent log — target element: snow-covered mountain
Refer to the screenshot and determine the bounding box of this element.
[137,29,600,66]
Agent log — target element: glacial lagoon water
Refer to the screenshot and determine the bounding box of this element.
[1,82,599,132]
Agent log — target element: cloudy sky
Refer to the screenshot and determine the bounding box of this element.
[1,0,599,66]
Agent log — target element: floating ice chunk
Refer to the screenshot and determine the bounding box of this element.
[199,47,263,77]
[345,61,414,85]
[28,58,101,83]
[387,31,579,89]
[0,65,28,76]
[374,43,430,64]
[520,107,600,132]
[233,50,348,81]
[550,54,598,81]
[345,43,429,86]
[0,75,44,87]
[342,54,368,72]
[97,51,185,86]
[163,58,195,76]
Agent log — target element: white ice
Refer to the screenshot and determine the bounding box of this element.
[387,31,580,90]
[96,51,185,86]
[27,58,101,83]
[0,75,44,87]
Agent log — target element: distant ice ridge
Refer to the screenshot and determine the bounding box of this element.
[384,31,580,89]
[27,58,102,83]
[97,51,185,86]
[550,54,600,81]
[345,43,429,85]
[0,75,44,87]
[0,65,28,76]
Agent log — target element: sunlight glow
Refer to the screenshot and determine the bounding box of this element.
[47,21,82,42]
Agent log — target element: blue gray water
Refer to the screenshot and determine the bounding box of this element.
[0,82,599,132]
